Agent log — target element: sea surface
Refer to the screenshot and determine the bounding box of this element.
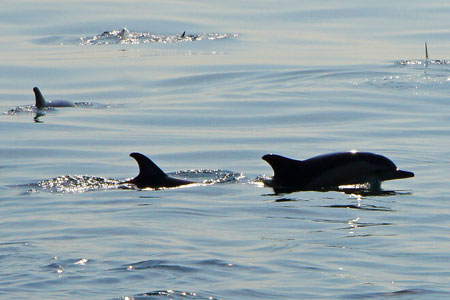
[1,1,449,299]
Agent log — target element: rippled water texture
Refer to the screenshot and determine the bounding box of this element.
[1,1,450,299]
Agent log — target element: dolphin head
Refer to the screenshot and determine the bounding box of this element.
[358,153,414,181]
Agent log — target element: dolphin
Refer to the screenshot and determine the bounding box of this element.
[262,152,414,192]
[179,31,199,40]
[118,27,131,39]
[126,152,194,189]
[33,87,75,109]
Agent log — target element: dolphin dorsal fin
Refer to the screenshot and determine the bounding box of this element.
[181,31,186,38]
[130,152,167,178]
[33,87,46,109]
[262,154,304,178]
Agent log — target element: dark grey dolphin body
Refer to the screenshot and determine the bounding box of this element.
[262,152,414,192]
[33,87,75,109]
[126,152,194,189]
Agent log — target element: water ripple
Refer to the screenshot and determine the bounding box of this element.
[119,289,219,300]
[345,288,446,299]
[119,259,198,273]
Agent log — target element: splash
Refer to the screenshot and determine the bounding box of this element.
[4,102,105,115]
[397,59,450,65]
[27,169,244,193]
[4,105,37,115]
[78,28,239,45]
[4,102,111,122]
[30,175,126,193]
[173,169,245,184]
[398,43,450,65]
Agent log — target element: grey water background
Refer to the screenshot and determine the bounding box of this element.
[1,0,449,299]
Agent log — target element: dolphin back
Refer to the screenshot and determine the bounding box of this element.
[33,87,46,109]
[128,152,195,189]
[262,154,303,177]
[130,152,167,178]
[262,154,308,188]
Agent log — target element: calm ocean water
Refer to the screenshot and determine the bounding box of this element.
[1,1,449,299]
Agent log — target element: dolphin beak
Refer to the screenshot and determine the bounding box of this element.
[382,169,414,181]
[395,169,415,179]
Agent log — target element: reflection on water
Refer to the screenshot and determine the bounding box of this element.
[2,1,450,299]
[261,182,410,197]
[322,204,393,212]
[33,110,46,123]
[273,198,302,202]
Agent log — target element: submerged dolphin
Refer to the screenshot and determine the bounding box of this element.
[262,152,414,192]
[126,152,194,189]
[33,87,75,109]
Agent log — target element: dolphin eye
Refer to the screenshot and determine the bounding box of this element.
[374,168,385,174]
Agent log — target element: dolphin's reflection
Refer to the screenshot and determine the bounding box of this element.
[33,110,46,123]
[263,185,414,213]
[266,185,412,197]
[323,202,393,212]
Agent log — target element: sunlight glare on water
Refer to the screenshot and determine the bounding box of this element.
[0,0,449,299]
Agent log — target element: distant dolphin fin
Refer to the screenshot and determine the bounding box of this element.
[425,42,429,68]
[262,154,304,178]
[181,31,186,38]
[33,87,46,109]
[129,152,167,178]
